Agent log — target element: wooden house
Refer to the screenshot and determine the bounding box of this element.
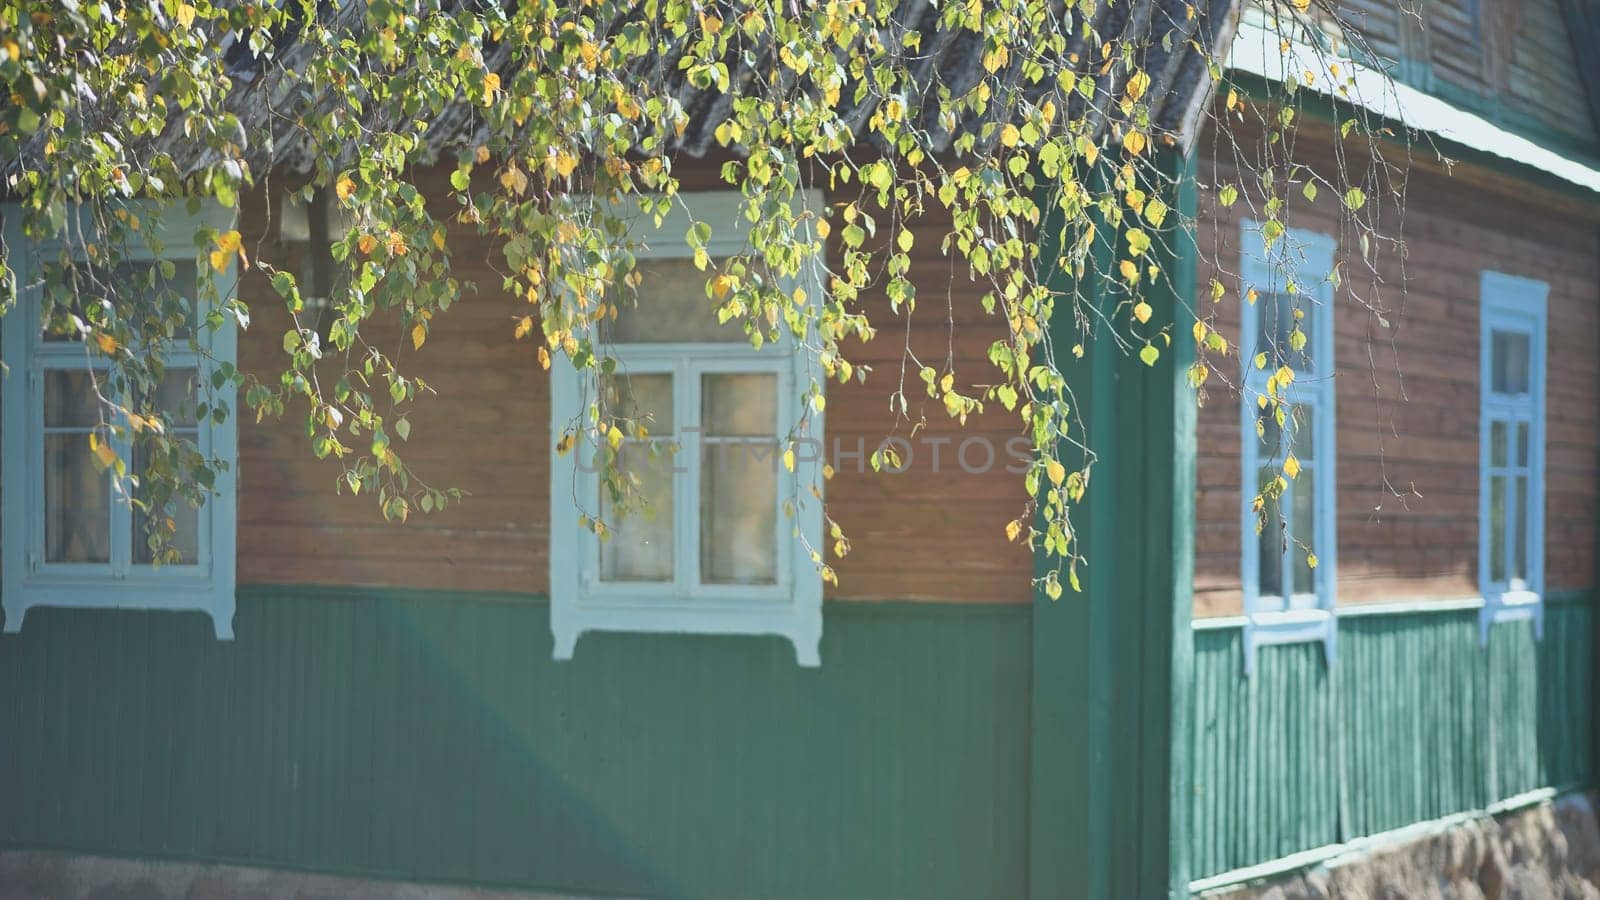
[0,1,1596,897]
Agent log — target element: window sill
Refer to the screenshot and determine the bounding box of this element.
[1242,607,1336,676]
[552,596,822,667]
[1479,589,1543,645]
[3,582,236,639]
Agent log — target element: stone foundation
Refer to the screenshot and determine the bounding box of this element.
[1206,793,1600,899]
[3,794,1597,899]
[0,851,592,900]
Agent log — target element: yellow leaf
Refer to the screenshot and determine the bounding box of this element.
[1283,453,1302,479]
[500,164,528,196]
[1119,259,1139,283]
[1122,129,1147,156]
[335,176,355,202]
[815,219,831,240]
[515,316,534,340]
[411,323,426,350]
[431,229,446,251]
[607,426,624,450]
[1047,460,1066,486]
[1005,519,1023,542]
[210,229,242,272]
[482,71,501,105]
[475,145,491,164]
[1000,123,1020,148]
[175,3,196,28]
[783,448,797,472]
[94,333,118,355]
[387,231,408,256]
[942,392,964,419]
[1133,301,1153,324]
[1193,320,1208,342]
[552,151,578,178]
[89,434,117,471]
[712,274,734,300]
[357,234,378,255]
[1125,70,1151,103]
[537,346,551,370]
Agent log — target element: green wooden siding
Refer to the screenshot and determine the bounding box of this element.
[0,587,1031,900]
[1190,596,1595,881]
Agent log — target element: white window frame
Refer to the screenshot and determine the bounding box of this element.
[1477,270,1547,645]
[549,192,825,665]
[1238,221,1338,675]
[1,202,240,639]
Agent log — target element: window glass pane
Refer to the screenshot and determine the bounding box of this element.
[138,367,200,428]
[1490,330,1530,395]
[45,434,110,563]
[1292,406,1314,461]
[1515,422,1529,468]
[702,445,777,585]
[1255,405,1282,459]
[1490,420,1508,468]
[599,441,675,582]
[1255,290,1315,373]
[597,372,675,582]
[132,441,201,566]
[1256,467,1284,607]
[44,370,102,428]
[703,373,776,437]
[1489,474,1507,584]
[43,260,197,342]
[701,374,779,585]
[605,258,747,344]
[600,372,674,433]
[1290,470,1316,597]
[1512,475,1528,587]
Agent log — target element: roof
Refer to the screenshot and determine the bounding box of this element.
[1228,15,1600,195]
[1558,0,1600,132]
[12,0,1239,179]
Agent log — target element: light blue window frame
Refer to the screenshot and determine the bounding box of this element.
[1238,221,1338,675]
[1,202,239,639]
[549,192,825,665]
[1477,271,1547,645]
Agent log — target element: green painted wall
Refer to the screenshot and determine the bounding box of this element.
[1,589,1591,895]
[0,587,1031,899]
[1190,596,1596,881]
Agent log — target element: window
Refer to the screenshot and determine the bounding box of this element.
[549,193,824,665]
[1,204,239,638]
[1477,271,1547,644]
[1238,222,1337,675]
